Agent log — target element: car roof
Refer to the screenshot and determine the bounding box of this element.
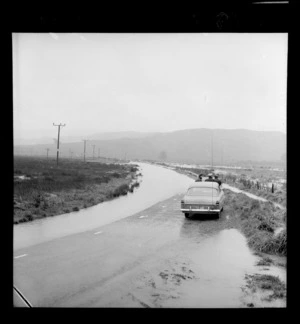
[188,181,220,189]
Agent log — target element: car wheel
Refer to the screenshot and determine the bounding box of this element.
[185,213,190,218]
[221,207,224,212]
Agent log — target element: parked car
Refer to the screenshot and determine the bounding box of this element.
[181,181,225,218]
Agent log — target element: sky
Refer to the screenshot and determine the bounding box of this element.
[13,33,287,140]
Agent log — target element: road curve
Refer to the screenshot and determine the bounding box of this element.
[14,190,259,308]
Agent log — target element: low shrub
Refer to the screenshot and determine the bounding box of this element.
[112,184,130,197]
[258,221,274,233]
[250,274,286,300]
[130,166,138,172]
[111,172,121,178]
[25,214,33,221]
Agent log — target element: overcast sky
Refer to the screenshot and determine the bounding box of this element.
[13,33,287,139]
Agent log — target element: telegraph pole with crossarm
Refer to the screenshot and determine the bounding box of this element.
[53,123,66,166]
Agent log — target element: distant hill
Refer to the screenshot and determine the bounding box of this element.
[87,131,160,141]
[14,128,286,165]
[14,131,159,146]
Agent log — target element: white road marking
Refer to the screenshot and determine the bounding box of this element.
[14,254,27,259]
[94,231,103,235]
[139,215,148,218]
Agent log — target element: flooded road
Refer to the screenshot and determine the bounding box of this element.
[164,229,257,308]
[14,163,193,250]
[14,191,259,308]
[14,162,285,307]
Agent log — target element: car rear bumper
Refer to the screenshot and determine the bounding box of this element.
[181,208,220,214]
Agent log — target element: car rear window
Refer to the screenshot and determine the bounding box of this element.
[187,187,219,196]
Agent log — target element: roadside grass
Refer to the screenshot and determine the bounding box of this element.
[256,256,273,266]
[14,156,140,224]
[223,189,286,256]
[229,182,286,207]
[244,274,286,301]
[175,165,286,207]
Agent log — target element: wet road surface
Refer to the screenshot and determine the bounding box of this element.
[14,191,265,307]
[14,163,286,307]
[14,163,193,250]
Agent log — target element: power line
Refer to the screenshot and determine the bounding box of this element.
[53,123,66,166]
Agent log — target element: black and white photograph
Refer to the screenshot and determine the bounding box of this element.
[13,30,287,308]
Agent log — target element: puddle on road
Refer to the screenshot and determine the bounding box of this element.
[163,229,260,308]
[163,226,286,308]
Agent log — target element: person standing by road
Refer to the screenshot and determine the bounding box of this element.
[205,174,214,182]
[195,173,203,182]
[205,173,222,188]
[214,174,222,187]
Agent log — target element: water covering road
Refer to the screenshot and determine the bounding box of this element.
[14,162,285,307]
[14,162,193,250]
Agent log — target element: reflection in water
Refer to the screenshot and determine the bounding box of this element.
[14,162,194,250]
[174,228,258,308]
[180,217,220,240]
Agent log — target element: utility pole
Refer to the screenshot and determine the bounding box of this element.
[92,144,95,160]
[211,130,214,170]
[69,149,73,159]
[53,123,66,166]
[46,148,50,160]
[221,143,224,166]
[82,139,88,162]
[98,148,100,159]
